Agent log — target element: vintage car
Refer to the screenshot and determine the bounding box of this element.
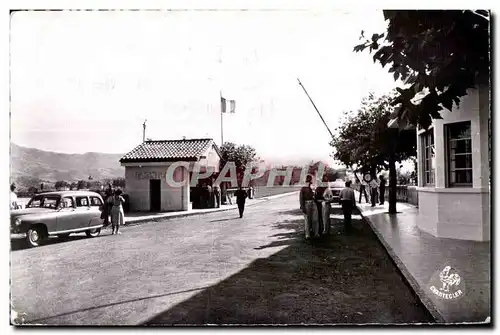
[324,180,346,204]
[10,191,105,248]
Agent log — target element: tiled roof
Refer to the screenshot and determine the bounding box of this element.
[120,138,219,163]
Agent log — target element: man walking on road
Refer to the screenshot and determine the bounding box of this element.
[234,186,248,218]
[340,180,356,234]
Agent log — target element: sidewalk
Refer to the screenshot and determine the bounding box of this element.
[124,191,299,225]
[354,191,490,324]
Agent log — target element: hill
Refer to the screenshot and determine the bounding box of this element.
[10,143,124,188]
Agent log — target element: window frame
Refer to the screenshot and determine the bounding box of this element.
[75,196,90,207]
[90,196,103,207]
[41,196,60,209]
[61,196,75,208]
[445,121,473,187]
[420,129,435,186]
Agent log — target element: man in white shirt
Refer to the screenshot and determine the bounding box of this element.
[10,183,19,210]
[340,180,356,234]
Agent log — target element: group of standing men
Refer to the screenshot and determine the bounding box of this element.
[300,173,387,239]
[357,175,386,207]
[299,175,341,238]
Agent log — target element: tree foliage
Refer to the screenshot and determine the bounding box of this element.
[354,10,490,129]
[220,142,257,171]
[331,92,416,173]
[112,177,126,188]
[55,180,70,190]
[219,142,258,186]
[77,180,89,190]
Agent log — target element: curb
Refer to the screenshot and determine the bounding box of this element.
[257,190,299,201]
[355,202,446,323]
[123,191,298,228]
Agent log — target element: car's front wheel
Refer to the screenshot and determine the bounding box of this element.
[85,228,101,238]
[26,226,46,248]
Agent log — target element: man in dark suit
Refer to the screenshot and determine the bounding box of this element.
[234,186,248,218]
[379,175,386,205]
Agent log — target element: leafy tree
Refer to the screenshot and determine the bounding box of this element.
[331,92,416,213]
[77,180,89,190]
[219,142,258,185]
[112,177,126,189]
[55,180,70,190]
[88,180,103,190]
[354,10,489,130]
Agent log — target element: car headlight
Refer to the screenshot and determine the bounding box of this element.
[14,218,21,226]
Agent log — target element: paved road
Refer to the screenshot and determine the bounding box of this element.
[11,194,432,325]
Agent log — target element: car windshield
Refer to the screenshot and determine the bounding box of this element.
[26,195,60,209]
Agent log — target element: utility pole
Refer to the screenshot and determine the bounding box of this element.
[297,78,334,139]
[143,119,147,142]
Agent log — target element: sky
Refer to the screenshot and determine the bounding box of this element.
[10,9,399,166]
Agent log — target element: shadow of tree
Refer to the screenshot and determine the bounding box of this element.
[209,217,241,223]
[275,209,304,217]
[11,234,97,251]
[142,208,434,325]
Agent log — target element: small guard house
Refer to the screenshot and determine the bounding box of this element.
[120,138,221,212]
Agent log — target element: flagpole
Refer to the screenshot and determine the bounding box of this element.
[220,91,224,146]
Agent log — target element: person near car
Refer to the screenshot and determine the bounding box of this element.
[110,189,126,235]
[234,186,248,218]
[340,180,356,234]
[10,183,19,210]
[101,186,113,227]
[369,177,379,207]
[379,175,387,205]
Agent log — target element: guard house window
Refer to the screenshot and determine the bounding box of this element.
[421,129,435,186]
[446,121,472,187]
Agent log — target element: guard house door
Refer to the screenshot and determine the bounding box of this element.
[150,179,161,212]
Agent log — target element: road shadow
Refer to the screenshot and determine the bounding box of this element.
[276,208,304,217]
[209,217,240,223]
[26,286,213,324]
[11,234,104,251]
[142,207,434,325]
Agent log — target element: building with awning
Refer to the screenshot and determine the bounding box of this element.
[388,85,490,241]
[120,138,221,212]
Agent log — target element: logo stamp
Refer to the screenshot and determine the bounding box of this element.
[428,265,465,300]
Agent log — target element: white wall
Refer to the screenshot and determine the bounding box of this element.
[124,164,189,212]
[416,86,490,241]
[197,145,221,172]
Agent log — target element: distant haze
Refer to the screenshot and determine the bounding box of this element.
[11,10,396,164]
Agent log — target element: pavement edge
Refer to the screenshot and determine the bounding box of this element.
[355,203,446,324]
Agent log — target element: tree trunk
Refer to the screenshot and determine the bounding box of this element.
[388,145,397,214]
